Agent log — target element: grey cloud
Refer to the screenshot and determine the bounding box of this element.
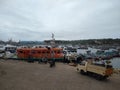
[0,0,120,41]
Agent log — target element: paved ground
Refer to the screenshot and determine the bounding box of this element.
[0,59,120,90]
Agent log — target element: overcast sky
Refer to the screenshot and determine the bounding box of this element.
[0,0,120,41]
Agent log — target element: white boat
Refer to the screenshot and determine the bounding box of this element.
[4,44,17,53]
[0,44,17,58]
[0,45,5,58]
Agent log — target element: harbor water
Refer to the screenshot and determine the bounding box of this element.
[110,58,120,69]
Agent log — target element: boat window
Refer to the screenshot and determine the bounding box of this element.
[47,51,50,53]
[42,51,45,54]
[50,51,54,54]
[63,51,67,54]
[38,51,41,53]
[54,51,56,53]
[31,51,36,54]
[26,51,29,53]
[0,51,5,53]
[57,50,60,54]
[19,51,23,53]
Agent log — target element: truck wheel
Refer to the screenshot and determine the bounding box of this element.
[80,70,85,75]
[96,75,104,80]
[87,71,93,76]
[77,68,79,71]
[102,76,108,80]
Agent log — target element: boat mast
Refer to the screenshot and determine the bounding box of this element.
[50,33,55,47]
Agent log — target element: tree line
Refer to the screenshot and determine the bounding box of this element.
[45,38,120,45]
[0,38,120,46]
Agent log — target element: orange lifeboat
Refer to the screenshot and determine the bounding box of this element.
[17,47,64,61]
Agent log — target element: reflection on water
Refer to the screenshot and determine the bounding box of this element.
[110,58,120,68]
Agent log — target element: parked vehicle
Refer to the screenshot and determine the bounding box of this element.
[0,51,5,58]
[76,60,113,80]
[63,50,77,63]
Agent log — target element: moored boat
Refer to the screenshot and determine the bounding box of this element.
[17,47,64,61]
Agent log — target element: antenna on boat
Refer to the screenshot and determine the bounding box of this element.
[50,33,55,47]
[52,33,54,40]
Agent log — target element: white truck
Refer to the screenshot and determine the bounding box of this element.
[76,60,113,80]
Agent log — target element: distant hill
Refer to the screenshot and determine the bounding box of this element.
[0,40,44,46]
[0,39,120,46]
[19,41,44,45]
[44,38,120,45]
